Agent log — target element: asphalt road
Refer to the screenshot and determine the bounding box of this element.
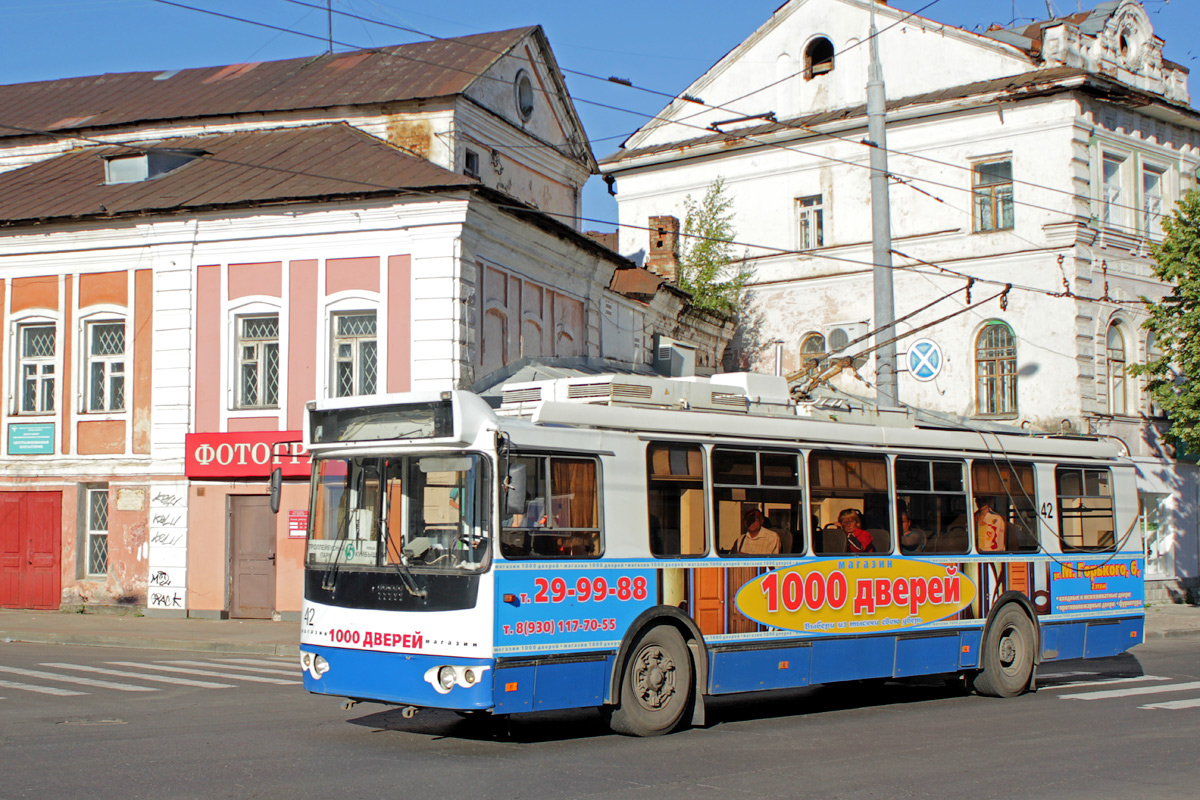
[1,638,1197,799]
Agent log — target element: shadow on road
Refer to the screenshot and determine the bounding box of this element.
[344,652,1148,743]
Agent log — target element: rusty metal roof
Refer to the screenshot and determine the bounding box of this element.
[0,28,534,140]
[0,123,477,225]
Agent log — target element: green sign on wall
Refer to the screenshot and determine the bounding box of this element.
[8,423,55,455]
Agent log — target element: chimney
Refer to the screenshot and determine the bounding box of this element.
[646,215,680,280]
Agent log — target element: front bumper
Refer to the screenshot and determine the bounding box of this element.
[300,645,495,710]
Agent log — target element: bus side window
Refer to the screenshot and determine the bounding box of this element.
[896,458,968,555]
[970,460,1038,553]
[500,456,602,559]
[648,443,707,557]
[1057,467,1115,552]
[809,450,890,555]
[712,447,803,556]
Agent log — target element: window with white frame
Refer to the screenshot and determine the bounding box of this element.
[86,320,125,413]
[1143,164,1166,238]
[972,160,1014,232]
[1101,153,1125,227]
[1145,332,1165,417]
[17,323,56,413]
[975,322,1017,416]
[1140,492,1170,577]
[85,486,109,577]
[236,314,280,408]
[332,311,377,397]
[796,195,824,249]
[1106,322,1128,415]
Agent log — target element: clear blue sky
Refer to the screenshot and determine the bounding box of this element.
[1,0,1194,229]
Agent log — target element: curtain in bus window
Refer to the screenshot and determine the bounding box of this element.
[500,456,601,558]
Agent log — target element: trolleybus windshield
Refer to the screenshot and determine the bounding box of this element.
[307,453,490,572]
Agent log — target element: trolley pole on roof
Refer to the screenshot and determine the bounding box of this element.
[868,2,899,408]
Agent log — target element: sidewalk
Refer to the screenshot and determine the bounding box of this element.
[1,605,1198,656]
[0,609,300,656]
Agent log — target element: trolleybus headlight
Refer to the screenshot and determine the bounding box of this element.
[313,656,330,676]
[438,666,457,691]
[301,652,313,670]
[463,668,477,685]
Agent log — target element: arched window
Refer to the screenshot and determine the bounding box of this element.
[1107,323,1127,415]
[799,332,827,372]
[804,37,834,79]
[975,323,1017,416]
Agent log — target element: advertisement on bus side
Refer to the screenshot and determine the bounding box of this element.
[494,565,657,654]
[734,558,975,635]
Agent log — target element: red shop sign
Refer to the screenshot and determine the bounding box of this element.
[185,431,311,479]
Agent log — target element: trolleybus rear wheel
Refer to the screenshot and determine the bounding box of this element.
[974,604,1035,698]
[609,625,693,737]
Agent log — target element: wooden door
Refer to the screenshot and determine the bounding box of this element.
[0,492,62,609]
[230,496,276,619]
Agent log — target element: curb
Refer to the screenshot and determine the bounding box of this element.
[0,632,299,657]
[1143,627,1200,641]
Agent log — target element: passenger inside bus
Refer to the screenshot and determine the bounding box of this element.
[975,496,1007,552]
[899,510,927,554]
[731,508,781,555]
[838,509,876,553]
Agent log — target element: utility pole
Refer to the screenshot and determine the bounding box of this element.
[327,0,334,54]
[868,2,899,407]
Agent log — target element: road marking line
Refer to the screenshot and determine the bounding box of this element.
[42,663,235,689]
[107,662,297,685]
[1059,680,1200,701]
[0,665,157,692]
[179,659,297,676]
[1140,697,1200,710]
[0,678,86,696]
[1042,675,1170,691]
[1037,671,1098,681]
[210,658,301,672]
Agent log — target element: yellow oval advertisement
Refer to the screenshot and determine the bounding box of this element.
[734,558,976,635]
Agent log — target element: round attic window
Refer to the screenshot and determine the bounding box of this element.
[515,70,535,121]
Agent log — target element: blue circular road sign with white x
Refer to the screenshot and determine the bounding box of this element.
[907,339,943,382]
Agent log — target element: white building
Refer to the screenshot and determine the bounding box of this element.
[601,0,1199,602]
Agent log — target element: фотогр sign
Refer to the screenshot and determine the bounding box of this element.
[185,431,310,479]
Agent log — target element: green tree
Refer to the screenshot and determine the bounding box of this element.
[1131,188,1200,451]
[678,177,753,313]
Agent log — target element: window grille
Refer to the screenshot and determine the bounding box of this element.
[19,324,56,413]
[86,487,109,576]
[237,315,280,408]
[87,321,125,412]
[332,312,377,397]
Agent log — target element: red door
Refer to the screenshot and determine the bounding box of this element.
[0,492,62,610]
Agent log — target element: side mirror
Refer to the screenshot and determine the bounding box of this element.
[269,467,283,514]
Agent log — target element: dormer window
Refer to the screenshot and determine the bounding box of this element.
[514,70,535,121]
[103,149,205,185]
[804,37,834,79]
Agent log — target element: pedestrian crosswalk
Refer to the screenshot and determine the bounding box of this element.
[1043,671,1200,711]
[0,656,299,701]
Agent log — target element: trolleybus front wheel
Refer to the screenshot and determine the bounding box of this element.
[609,624,693,737]
[974,604,1036,698]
